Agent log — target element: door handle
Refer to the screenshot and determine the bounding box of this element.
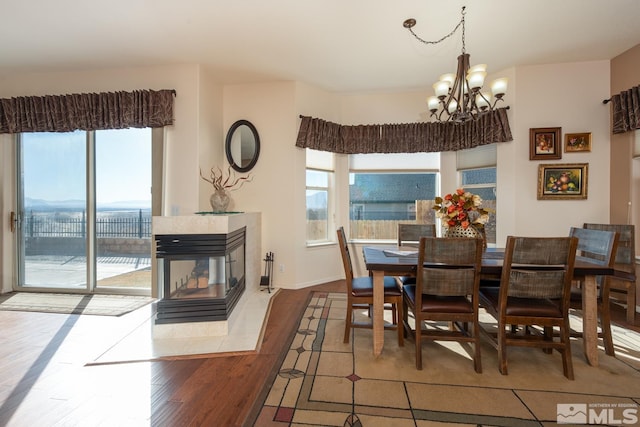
[10,211,17,232]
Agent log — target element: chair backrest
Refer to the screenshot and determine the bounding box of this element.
[501,236,578,302]
[415,237,483,297]
[569,227,619,268]
[584,223,635,272]
[336,227,354,286]
[398,223,436,247]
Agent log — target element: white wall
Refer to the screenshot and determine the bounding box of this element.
[294,83,344,287]
[221,82,302,288]
[0,59,614,293]
[508,60,611,237]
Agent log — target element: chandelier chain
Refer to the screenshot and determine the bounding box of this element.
[407,6,466,54]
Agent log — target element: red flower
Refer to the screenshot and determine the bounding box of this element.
[433,188,492,230]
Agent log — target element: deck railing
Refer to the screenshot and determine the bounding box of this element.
[23,210,151,238]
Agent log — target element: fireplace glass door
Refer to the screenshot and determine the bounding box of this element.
[162,242,245,301]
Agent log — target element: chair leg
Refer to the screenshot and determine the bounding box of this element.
[543,326,553,354]
[415,318,422,370]
[626,283,636,324]
[402,299,409,338]
[473,318,482,374]
[600,288,615,356]
[396,299,404,347]
[344,305,353,344]
[498,324,508,375]
[560,320,575,380]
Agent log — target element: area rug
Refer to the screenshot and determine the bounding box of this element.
[0,292,155,316]
[249,292,640,426]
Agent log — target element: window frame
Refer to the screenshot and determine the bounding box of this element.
[305,149,335,246]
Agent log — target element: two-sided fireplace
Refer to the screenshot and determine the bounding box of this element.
[154,227,246,324]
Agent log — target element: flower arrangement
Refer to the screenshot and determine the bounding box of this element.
[433,188,491,229]
[199,165,252,192]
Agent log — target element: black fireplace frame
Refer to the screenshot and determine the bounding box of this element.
[154,227,246,324]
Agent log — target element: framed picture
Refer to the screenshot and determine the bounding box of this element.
[530,127,562,160]
[564,132,592,153]
[537,163,588,200]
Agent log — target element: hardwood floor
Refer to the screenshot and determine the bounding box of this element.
[0,281,343,427]
[0,280,636,427]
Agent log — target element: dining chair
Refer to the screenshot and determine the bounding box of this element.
[568,226,619,356]
[336,227,404,345]
[584,223,636,324]
[479,236,578,379]
[396,223,437,287]
[397,223,437,247]
[402,236,484,371]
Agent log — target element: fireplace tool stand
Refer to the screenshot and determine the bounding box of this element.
[260,251,274,293]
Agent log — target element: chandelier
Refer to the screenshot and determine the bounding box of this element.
[403,6,508,123]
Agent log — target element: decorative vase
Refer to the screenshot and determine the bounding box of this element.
[209,189,231,212]
[445,224,487,249]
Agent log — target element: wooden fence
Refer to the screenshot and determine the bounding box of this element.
[307,199,497,243]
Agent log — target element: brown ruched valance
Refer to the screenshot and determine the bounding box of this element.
[296,107,512,153]
[0,89,175,134]
[610,85,640,134]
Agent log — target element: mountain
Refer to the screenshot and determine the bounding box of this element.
[24,197,150,211]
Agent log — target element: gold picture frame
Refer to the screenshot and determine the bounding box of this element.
[564,132,592,153]
[537,163,588,200]
[530,127,562,160]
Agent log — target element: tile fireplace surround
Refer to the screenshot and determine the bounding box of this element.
[151,213,261,339]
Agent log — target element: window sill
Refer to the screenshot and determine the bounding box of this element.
[306,241,336,249]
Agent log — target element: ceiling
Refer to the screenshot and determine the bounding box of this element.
[2,0,640,93]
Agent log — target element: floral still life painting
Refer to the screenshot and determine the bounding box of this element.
[537,163,588,200]
[564,132,592,153]
[530,127,561,160]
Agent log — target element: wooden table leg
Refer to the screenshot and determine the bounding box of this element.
[372,270,384,357]
[581,275,599,366]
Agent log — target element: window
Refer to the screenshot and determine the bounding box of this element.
[349,153,439,240]
[457,145,497,245]
[306,149,334,244]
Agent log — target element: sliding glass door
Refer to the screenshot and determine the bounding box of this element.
[94,128,152,292]
[18,131,88,290]
[16,129,152,294]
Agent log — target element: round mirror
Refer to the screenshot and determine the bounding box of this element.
[225,120,260,173]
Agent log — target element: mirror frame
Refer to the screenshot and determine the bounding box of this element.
[225,119,260,173]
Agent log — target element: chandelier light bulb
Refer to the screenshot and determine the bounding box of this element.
[491,78,508,98]
[468,64,487,74]
[467,70,486,91]
[433,80,450,98]
[439,73,456,85]
[447,99,458,114]
[427,96,440,112]
[475,92,491,109]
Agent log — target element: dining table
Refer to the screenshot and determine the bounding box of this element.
[363,245,618,367]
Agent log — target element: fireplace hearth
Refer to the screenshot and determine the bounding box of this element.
[154,227,246,324]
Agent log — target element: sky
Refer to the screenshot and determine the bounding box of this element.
[21,128,152,205]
